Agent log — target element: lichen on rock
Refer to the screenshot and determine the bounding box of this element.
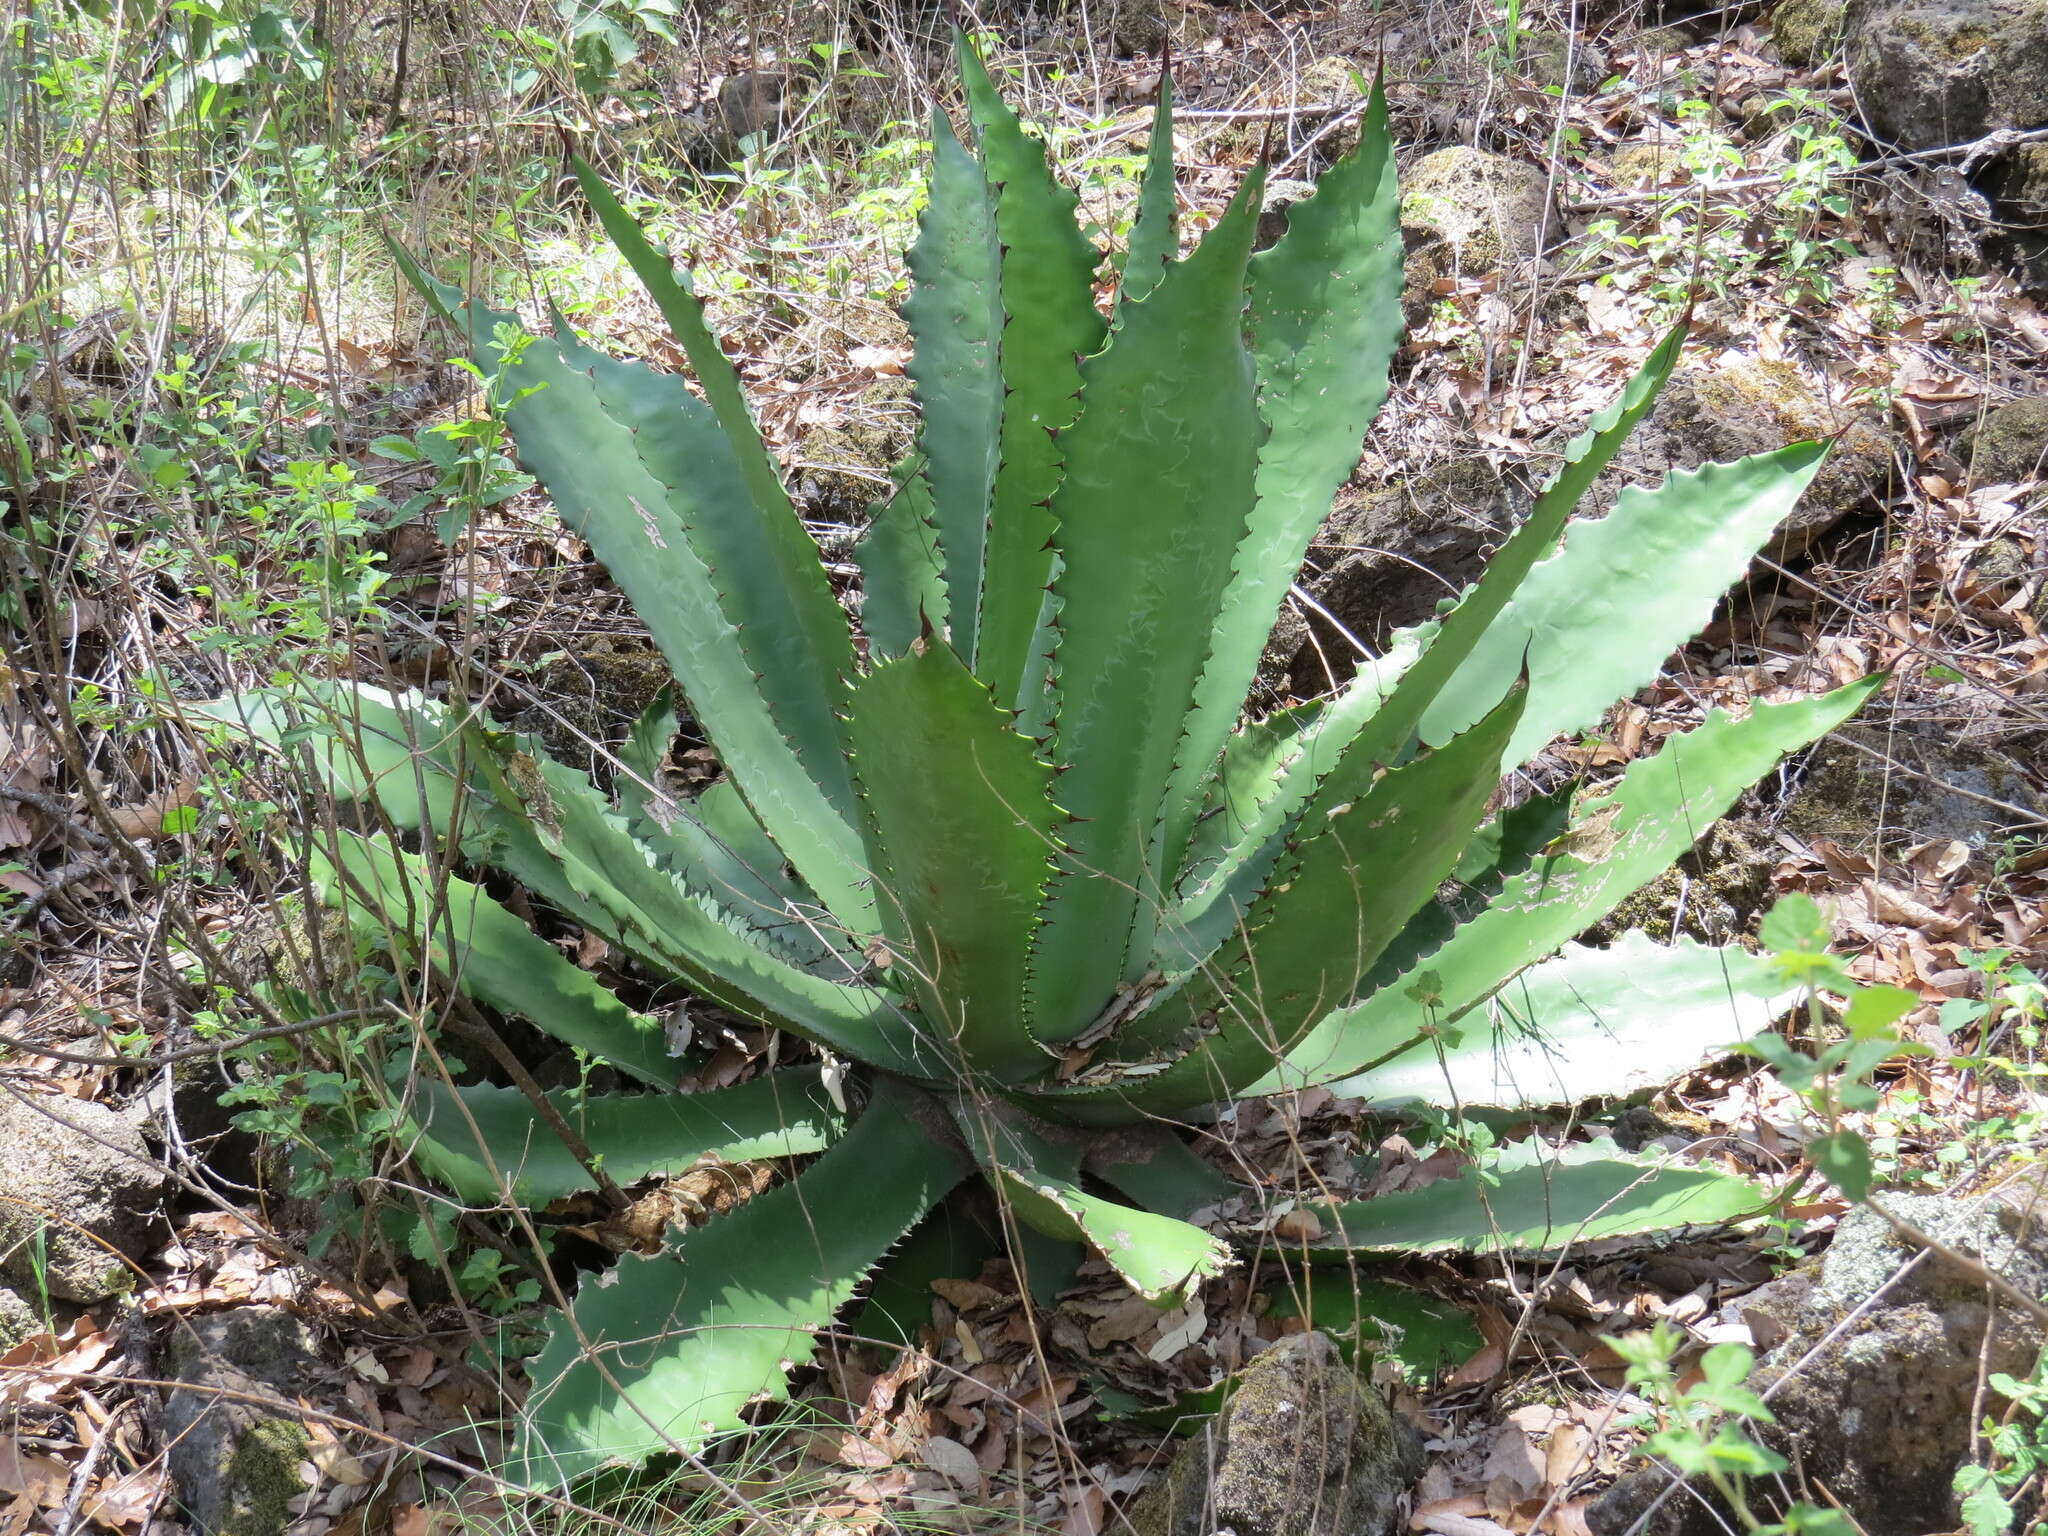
[1779,723,2046,853]
[0,1091,164,1303]
[1399,147,1553,309]
[1129,1332,1425,1536]
[1769,0,1847,66]
[1587,353,1892,556]
[1960,395,2048,484]
[1842,0,2048,151]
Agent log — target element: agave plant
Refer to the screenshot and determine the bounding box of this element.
[220,37,1875,1486]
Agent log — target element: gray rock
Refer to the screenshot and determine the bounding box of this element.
[162,1309,323,1536]
[1400,148,1553,310]
[1960,395,2048,484]
[0,1282,43,1352]
[1587,353,1892,557]
[1769,0,1846,66]
[1843,0,2048,151]
[0,1091,165,1302]
[1759,1183,2048,1529]
[1592,1174,2048,1536]
[1130,1332,1425,1536]
[1517,30,1611,93]
[1780,723,2046,853]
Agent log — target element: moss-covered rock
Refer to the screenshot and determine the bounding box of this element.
[1103,0,1217,56]
[1585,819,1777,944]
[512,643,675,768]
[1959,394,2048,484]
[1595,1174,2048,1536]
[1517,29,1611,91]
[1399,147,1553,304]
[1601,140,1683,187]
[163,1309,324,1536]
[1843,0,2048,152]
[1769,0,1847,65]
[1587,353,1892,556]
[793,372,914,526]
[1780,724,2046,853]
[1130,1332,1425,1536]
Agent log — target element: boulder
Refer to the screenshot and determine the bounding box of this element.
[1516,30,1611,93]
[1780,723,2046,853]
[1587,353,1892,557]
[1960,394,2048,483]
[1602,140,1684,187]
[511,643,674,767]
[0,1283,41,1352]
[0,1091,165,1302]
[1842,0,2048,151]
[1104,0,1216,56]
[1400,147,1553,307]
[1769,0,1846,66]
[162,1309,324,1536]
[1594,1174,2048,1536]
[1130,1332,1426,1536]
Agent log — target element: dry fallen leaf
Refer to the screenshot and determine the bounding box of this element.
[0,1440,71,1507]
[919,1436,982,1489]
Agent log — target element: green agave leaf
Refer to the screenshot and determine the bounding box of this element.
[855,463,948,661]
[408,1070,843,1207]
[1278,677,1883,1091]
[313,832,679,1088]
[511,1081,970,1486]
[954,32,1108,707]
[386,244,872,931]
[1422,440,1831,764]
[628,773,848,973]
[201,683,470,838]
[571,161,822,593]
[903,113,1004,659]
[1035,676,1524,1125]
[846,640,1060,1082]
[1152,624,1427,986]
[1289,323,1690,791]
[1158,80,1403,890]
[1163,325,1693,963]
[1120,71,1177,304]
[1327,934,1792,1110]
[853,1204,1007,1347]
[1303,1140,1769,1258]
[1027,166,1267,1045]
[1265,1272,1481,1383]
[490,748,935,1077]
[966,1110,1231,1305]
[1084,1126,1241,1220]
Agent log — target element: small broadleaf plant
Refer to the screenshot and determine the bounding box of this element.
[216,36,1877,1487]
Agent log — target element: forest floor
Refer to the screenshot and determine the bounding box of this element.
[1,0,2046,1534]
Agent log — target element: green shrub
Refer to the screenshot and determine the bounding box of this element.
[214,35,1874,1487]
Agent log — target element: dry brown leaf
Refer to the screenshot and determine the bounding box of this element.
[84,1466,164,1533]
[1270,1208,1324,1243]
[919,1436,982,1489]
[104,778,199,842]
[930,1277,1003,1311]
[1059,1482,1105,1536]
[0,1440,71,1506]
[1544,1423,1595,1490]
